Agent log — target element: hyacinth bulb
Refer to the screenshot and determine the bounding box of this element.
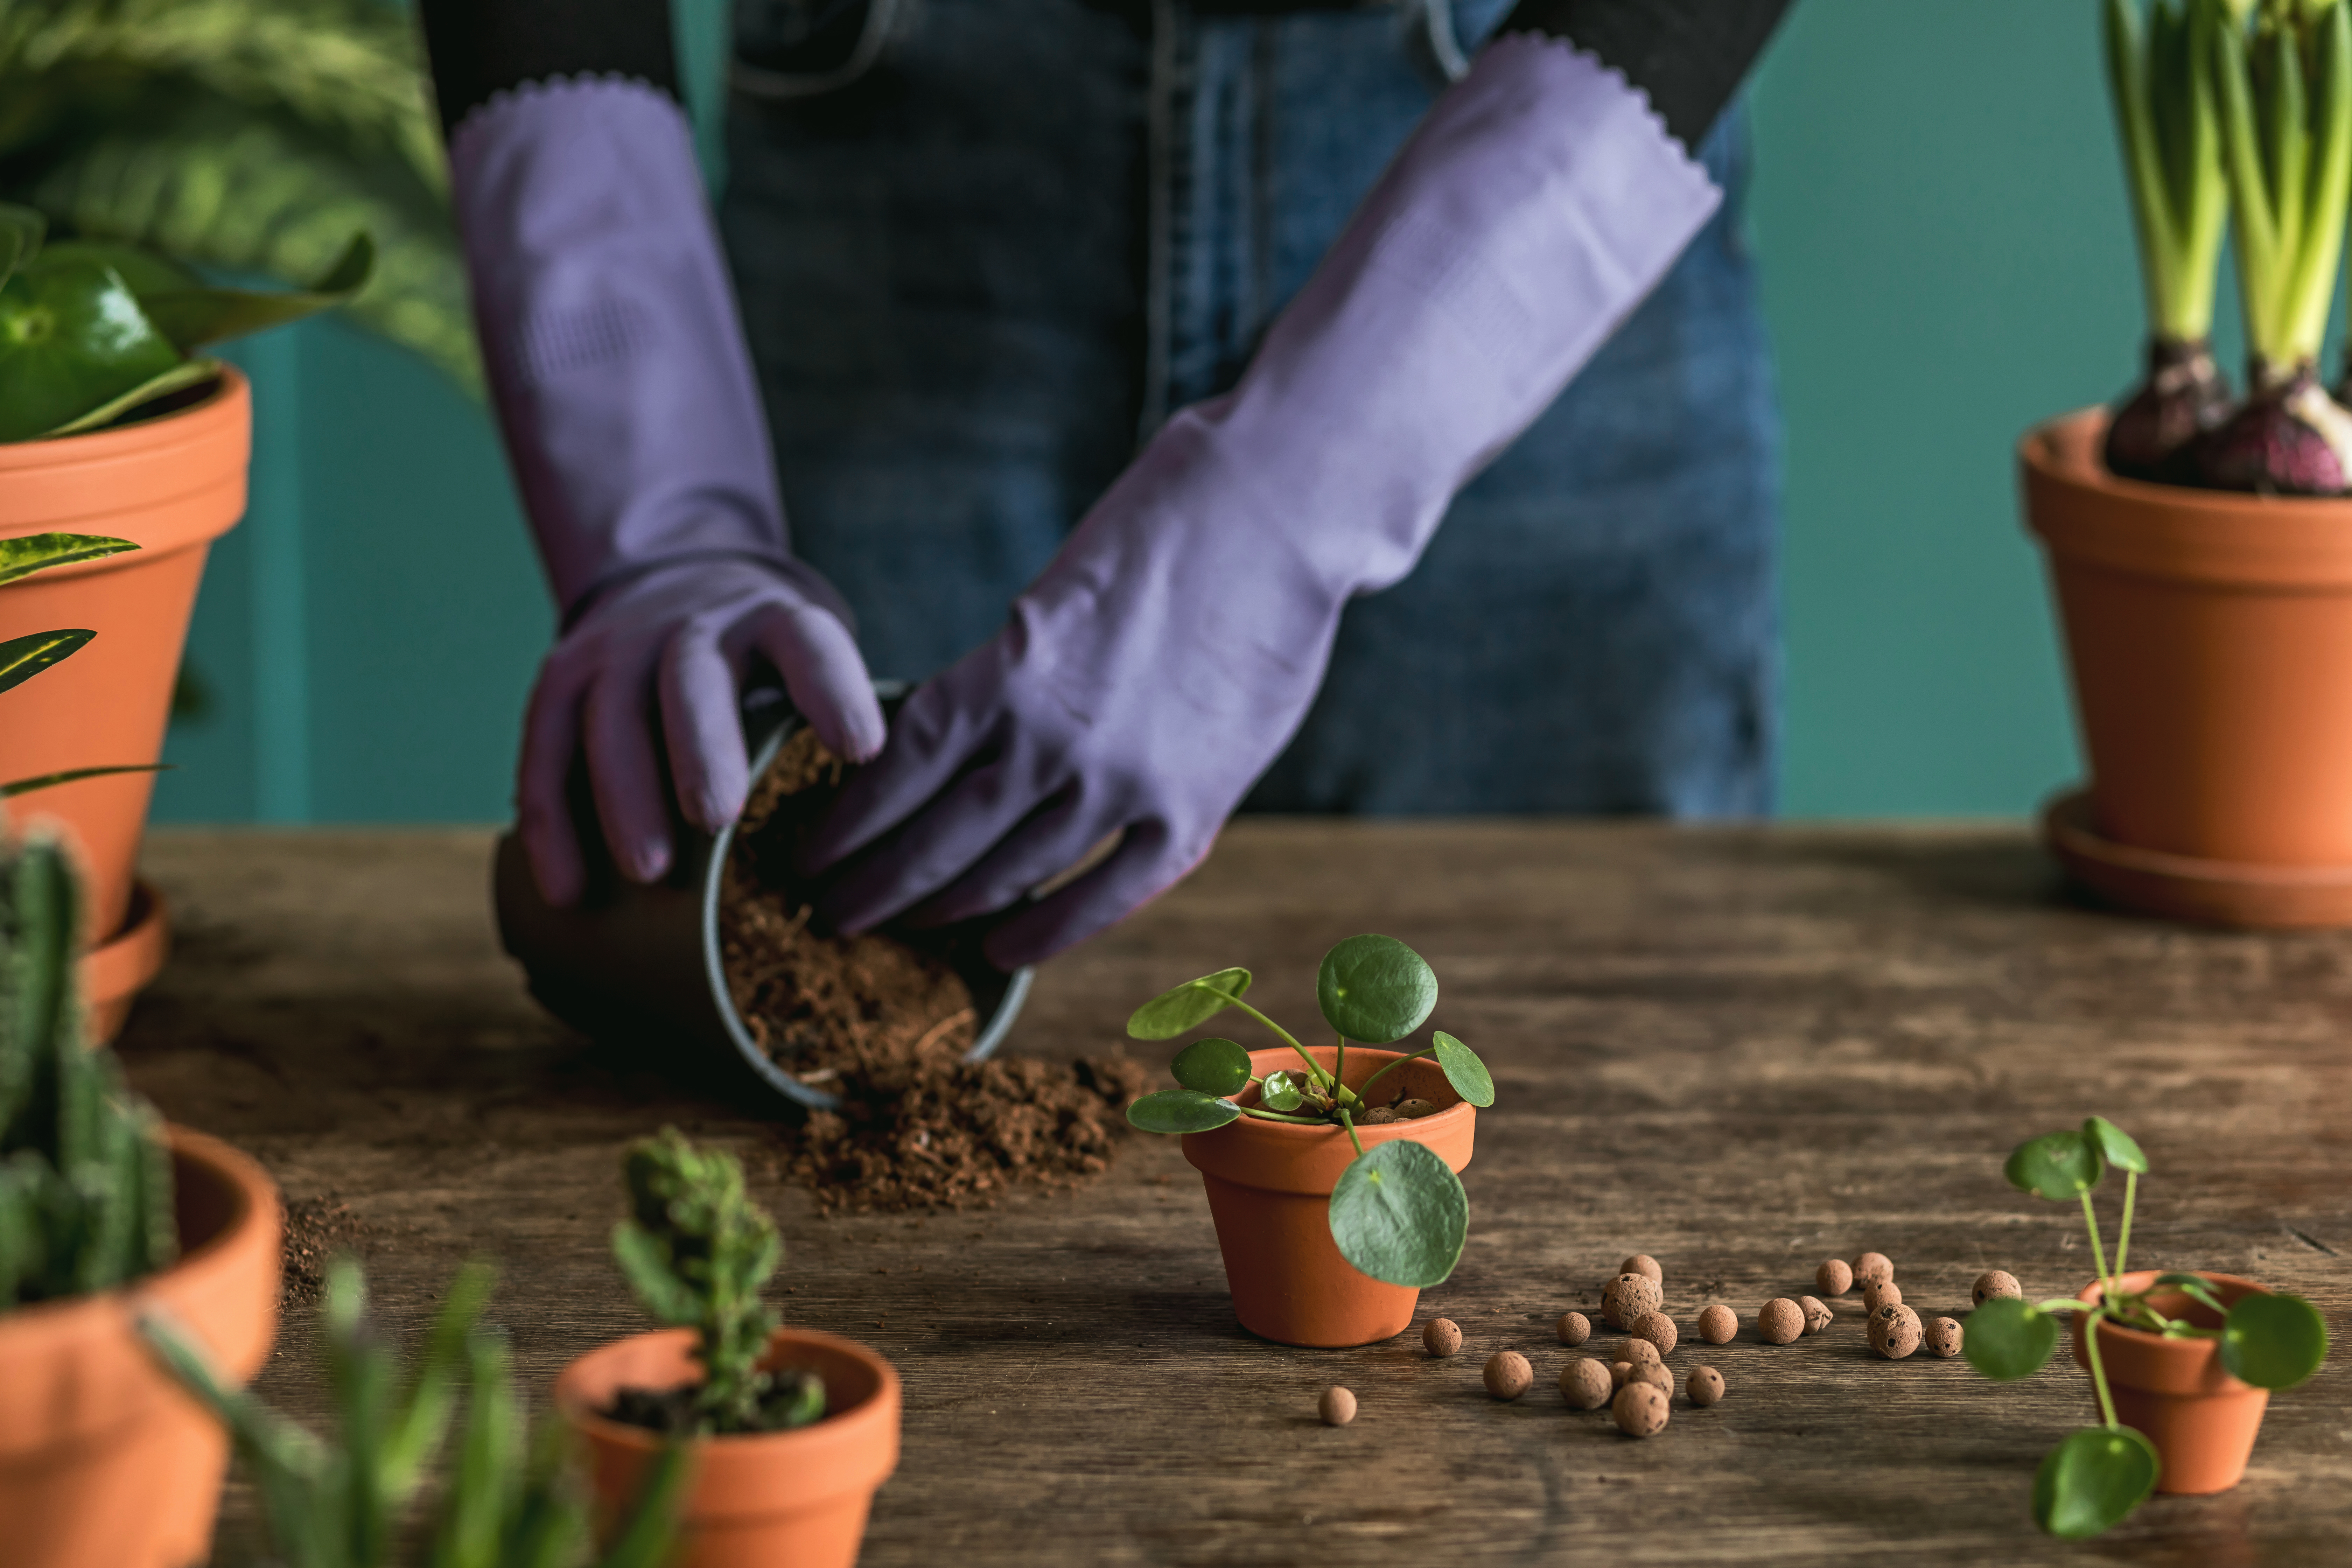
[2194,357,2352,494]
[2103,336,2234,481]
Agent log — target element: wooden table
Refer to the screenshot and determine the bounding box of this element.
[120,823,2352,1566]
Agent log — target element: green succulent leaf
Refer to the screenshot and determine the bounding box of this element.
[2032,1425,2161,1539]
[1259,1070,1307,1113]
[0,532,140,585]
[1126,968,1251,1040]
[0,259,184,442]
[2220,1292,2329,1389]
[1328,1136,1466,1288]
[0,628,94,694]
[0,204,44,292]
[45,357,221,437]
[2083,1115,2149,1174]
[0,765,169,800]
[1429,1030,1494,1108]
[1315,934,1437,1044]
[2005,1130,2105,1201]
[1964,1296,2061,1380]
[1169,1037,1251,1097]
[1124,1089,1241,1135]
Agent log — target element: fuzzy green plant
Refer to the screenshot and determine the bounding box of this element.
[1963,1116,2329,1538]
[0,824,175,1310]
[613,1127,824,1436]
[1124,934,1496,1290]
[141,1256,686,1568]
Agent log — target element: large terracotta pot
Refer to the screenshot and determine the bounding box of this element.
[554,1326,901,1568]
[2023,410,2352,924]
[1181,1045,1476,1349]
[0,370,250,1025]
[0,1127,283,1568]
[2071,1270,2273,1496]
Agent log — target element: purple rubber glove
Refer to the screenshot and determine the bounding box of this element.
[449,77,884,904]
[803,35,1721,968]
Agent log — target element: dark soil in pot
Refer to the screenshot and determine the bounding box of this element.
[601,1371,827,1437]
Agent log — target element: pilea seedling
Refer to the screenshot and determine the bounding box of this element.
[1965,1115,2328,1538]
[1123,934,1496,1288]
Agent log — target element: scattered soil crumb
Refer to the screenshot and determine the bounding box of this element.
[280,1194,374,1306]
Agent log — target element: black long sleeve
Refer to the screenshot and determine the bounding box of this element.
[417,0,682,133]
[1498,0,1794,151]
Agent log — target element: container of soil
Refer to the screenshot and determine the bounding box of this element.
[494,685,1032,1111]
[2071,1270,2281,1495]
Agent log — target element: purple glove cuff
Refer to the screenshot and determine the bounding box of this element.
[449,77,797,617]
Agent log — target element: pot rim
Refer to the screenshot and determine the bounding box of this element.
[2076,1268,2272,1353]
[0,366,245,470]
[0,365,249,556]
[1181,1044,1477,1196]
[2022,406,2352,514]
[553,1325,899,1455]
[1216,1044,1475,1148]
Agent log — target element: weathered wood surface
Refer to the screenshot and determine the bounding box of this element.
[120,823,2352,1566]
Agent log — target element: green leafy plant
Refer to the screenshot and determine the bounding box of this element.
[612,1127,825,1435]
[1964,1115,2329,1538]
[0,822,176,1310]
[142,1256,686,1568]
[1,528,175,802]
[1123,934,1496,1289]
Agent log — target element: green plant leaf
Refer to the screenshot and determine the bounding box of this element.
[2032,1425,2161,1539]
[44,357,220,436]
[1428,1030,1494,1108]
[1964,1296,2061,1380]
[1328,1137,1466,1288]
[0,204,44,292]
[1126,968,1250,1040]
[133,232,373,351]
[1124,1089,1241,1134]
[1315,934,1437,1044]
[0,532,140,585]
[2145,1271,2228,1315]
[2220,1292,2329,1388]
[2084,1115,2149,1174]
[32,242,200,300]
[0,259,184,442]
[1259,1070,1306,1113]
[0,628,94,694]
[2005,1129,2104,1200]
[1169,1037,1250,1097]
[1,764,171,800]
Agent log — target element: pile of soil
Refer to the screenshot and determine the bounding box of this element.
[279,1193,374,1307]
[722,727,1148,1214]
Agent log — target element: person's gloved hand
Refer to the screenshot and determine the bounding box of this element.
[802,35,1722,969]
[447,75,883,904]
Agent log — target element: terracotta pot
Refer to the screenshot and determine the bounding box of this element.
[554,1326,901,1568]
[1181,1045,1476,1348]
[2023,411,2352,896]
[0,1126,283,1568]
[0,370,249,972]
[2070,1270,2273,1496]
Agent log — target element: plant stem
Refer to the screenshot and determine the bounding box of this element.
[1338,1109,1366,1161]
[2115,1170,2138,1280]
[1213,990,1337,1090]
[2083,1306,2122,1430]
[1356,1043,1438,1101]
[2080,1191,2112,1287]
[1239,1106,1327,1125]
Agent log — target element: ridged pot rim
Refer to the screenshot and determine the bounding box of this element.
[1180,1044,1476,1196]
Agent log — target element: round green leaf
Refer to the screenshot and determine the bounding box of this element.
[1315,935,1436,1044]
[0,259,183,442]
[1126,968,1251,1040]
[2083,1116,2148,1175]
[1170,1037,1250,1096]
[2032,1426,2160,1539]
[1124,1090,1240,1134]
[2220,1292,2329,1390]
[1328,1138,1466,1288]
[2005,1130,2103,1201]
[1429,1031,1494,1108]
[1259,1070,1306,1113]
[1963,1297,2060,1381]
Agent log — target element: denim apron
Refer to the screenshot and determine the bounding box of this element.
[720,0,1781,816]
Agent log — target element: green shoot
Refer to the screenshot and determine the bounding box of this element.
[2108,0,2232,339]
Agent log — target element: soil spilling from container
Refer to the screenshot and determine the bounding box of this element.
[724,728,1147,1214]
[279,1192,374,1306]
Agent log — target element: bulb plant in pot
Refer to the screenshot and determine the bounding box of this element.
[1124,934,1496,1348]
[1963,1116,2327,1538]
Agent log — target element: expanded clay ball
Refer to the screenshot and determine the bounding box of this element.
[1617,1337,1662,1370]
[1757,1298,1804,1345]
[1602,1272,1664,1329]
[1320,1386,1357,1426]
[1484,1351,1534,1400]
[1618,1253,1664,1286]
[1630,1310,1679,1358]
[1973,1270,2023,1308]
[1556,1311,1592,1346]
[1815,1257,1854,1296]
[1610,1360,1634,1390]
[1423,1317,1463,1358]
[1629,1361,1673,1395]
[1613,1381,1671,1438]
[1870,1303,1923,1360]
[1850,1252,1895,1289]
[1686,1366,1726,1407]
[1696,1304,1737,1345]
[1562,1358,1615,1409]
[1925,1317,1964,1358]
[1862,1280,1904,1313]
[1800,1296,1833,1335]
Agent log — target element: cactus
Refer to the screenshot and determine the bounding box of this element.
[0,826,175,1311]
[611,1127,823,1435]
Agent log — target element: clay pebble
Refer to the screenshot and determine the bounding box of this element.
[1696,1304,1737,1345]
[1617,1337,1663,1370]
[1756,1297,1805,1345]
[1870,1303,1923,1360]
[1973,1270,2023,1308]
[1686,1365,1725,1407]
[1618,1253,1664,1286]
[1629,1361,1673,1395]
[1556,1311,1592,1347]
[1613,1381,1671,1438]
[1422,1317,1462,1358]
[1610,1360,1634,1391]
[1861,1279,1904,1313]
[1320,1386,1357,1426]
[1799,1295,1833,1335]
[1602,1271,1664,1330]
[1394,1098,1440,1119]
[1629,1311,1679,1358]
[1925,1316,1964,1358]
[1815,1257,1854,1296]
[1561,1358,1615,1409]
[1484,1351,1534,1400]
[1850,1251,1895,1289]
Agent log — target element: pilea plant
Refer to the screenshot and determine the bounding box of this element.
[612,1127,825,1435]
[142,1256,685,1568]
[1124,934,1496,1288]
[1965,1115,2329,1538]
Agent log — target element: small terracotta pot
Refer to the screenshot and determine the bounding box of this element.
[2071,1270,2273,1496]
[0,371,249,982]
[554,1326,901,1568]
[1181,1045,1476,1348]
[0,1127,283,1568]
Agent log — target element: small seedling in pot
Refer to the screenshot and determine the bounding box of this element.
[1965,1115,2328,1538]
[1123,934,1495,1288]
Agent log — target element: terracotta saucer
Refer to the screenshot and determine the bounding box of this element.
[2041,788,2352,928]
[82,878,169,1042]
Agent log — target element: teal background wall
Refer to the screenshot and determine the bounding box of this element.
[151,0,2247,825]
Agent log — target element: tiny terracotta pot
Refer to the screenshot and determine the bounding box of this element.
[0,1127,282,1568]
[554,1326,901,1568]
[2071,1270,2273,1496]
[1181,1045,1476,1348]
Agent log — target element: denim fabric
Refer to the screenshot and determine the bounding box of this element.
[720,0,1780,816]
